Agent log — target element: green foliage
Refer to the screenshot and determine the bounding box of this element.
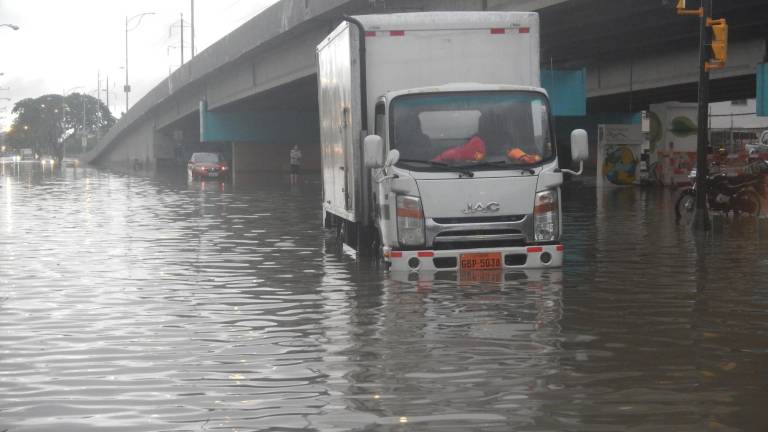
[669,116,697,138]
[6,93,116,159]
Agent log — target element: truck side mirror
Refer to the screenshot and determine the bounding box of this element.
[364,135,384,168]
[384,149,400,168]
[570,129,589,162]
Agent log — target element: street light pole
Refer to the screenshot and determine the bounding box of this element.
[124,12,154,115]
[180,12,184,65]
[191,0,195,58]
[125,16,129,115]
[123,16,131,114]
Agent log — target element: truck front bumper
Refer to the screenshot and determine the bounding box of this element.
[384,244,563,272]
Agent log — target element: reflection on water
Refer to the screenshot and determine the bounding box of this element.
[1,165,767,431]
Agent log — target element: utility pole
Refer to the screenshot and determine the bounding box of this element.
[61,89,66,162]
[180,12,185,65]
[124,12,155,115]
[97,71,101,109]
[191,0,195,58]
[676,0,728,231]
[692,0,712,230]
[125,15,129,115]
[82,92,87,153]
[97,72,101,141]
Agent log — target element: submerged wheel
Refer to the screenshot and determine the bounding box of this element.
[675,189,696,225]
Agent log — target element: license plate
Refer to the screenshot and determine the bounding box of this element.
[460,252,502,270]
[460,270,502,283]
[207,172,219,177]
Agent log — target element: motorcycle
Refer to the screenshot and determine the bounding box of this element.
[675,160,767,222]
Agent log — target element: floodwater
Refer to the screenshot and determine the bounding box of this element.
[1,162,767,432]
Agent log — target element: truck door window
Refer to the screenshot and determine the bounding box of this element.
[374,102,385,136]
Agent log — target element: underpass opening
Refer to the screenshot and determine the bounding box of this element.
[203,75,320,184]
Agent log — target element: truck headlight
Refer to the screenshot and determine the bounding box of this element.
[396,195,425,247]
[534,189,559,242]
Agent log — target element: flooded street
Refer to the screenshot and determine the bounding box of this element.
[1,164,767,431]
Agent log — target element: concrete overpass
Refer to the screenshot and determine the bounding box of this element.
[83,0,768,177]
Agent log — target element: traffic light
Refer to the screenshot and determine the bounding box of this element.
[676,0,703,16]
[706,17,728,71]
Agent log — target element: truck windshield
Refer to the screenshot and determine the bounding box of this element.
[390,91,554,169]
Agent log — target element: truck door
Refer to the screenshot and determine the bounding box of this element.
[340,106,352,211]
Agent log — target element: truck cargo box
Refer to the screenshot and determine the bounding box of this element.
[317,12,540,224]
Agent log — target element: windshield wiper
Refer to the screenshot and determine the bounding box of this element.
[398,158,474,177]
[458,160,536,175]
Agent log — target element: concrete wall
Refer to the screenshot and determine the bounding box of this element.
[154,131,177,161]
[101,120,155,170]
[710,99,768,130]
[234,140,320,174]
[587,39,766,98]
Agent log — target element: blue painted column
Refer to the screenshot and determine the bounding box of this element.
[541,68,587,117]
[758,63,768,117]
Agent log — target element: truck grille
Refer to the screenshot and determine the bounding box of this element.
[433,229,526,250]
[432,215,525,224]
[426,215,531,249]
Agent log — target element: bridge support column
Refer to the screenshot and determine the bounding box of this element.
[153,131,178,168]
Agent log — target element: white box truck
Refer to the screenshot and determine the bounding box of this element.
[317,12,588,272]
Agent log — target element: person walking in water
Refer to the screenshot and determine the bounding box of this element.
[289,145,302,184]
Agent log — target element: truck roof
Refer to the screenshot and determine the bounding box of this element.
[383,83,548,100]
[352,11,538,31]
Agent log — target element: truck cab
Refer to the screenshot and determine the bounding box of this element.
[365,83,587,271]
[317,11,588,273]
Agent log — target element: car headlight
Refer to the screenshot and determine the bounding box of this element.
[396,195,425,247]
[534,189,559,242]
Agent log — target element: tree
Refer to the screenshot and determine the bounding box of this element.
[6,93,115,160]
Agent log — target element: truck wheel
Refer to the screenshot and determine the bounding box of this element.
[343,220,358,249]
[356,225,378,257]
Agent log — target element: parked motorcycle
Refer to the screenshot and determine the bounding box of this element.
[675,161,767,223]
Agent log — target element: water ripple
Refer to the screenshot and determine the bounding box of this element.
[0,166,767,430]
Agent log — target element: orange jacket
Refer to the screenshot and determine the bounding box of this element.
[507,148,542,164]
[432,136,486,163]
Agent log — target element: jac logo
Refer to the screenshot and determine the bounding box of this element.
[462,202,500,214]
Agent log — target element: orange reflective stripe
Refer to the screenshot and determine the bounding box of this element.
[396,208,423,219]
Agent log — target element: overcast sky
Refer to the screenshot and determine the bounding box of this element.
[0,0,281,130]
